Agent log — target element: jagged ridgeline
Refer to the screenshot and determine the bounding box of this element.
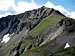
[0,6,75,56]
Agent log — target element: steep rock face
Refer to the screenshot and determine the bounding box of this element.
[58,17,75,32]
[40,18,75,56]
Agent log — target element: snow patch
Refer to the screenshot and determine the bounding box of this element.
[1,34,10,43]
[64,43,70,49]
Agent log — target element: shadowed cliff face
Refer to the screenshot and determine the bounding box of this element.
[0,6,75,56]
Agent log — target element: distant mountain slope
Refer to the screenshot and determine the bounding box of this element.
[0,6,75,56]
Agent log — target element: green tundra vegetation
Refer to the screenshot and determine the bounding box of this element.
[20,15,64,56]
[29,15,64,37]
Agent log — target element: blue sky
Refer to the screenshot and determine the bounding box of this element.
[50,0,75,11]
[0,0,75,18]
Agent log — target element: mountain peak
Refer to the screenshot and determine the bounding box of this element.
[0,6,75,56]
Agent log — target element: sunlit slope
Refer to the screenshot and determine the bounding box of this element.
[30,15,64,37]
[20,15,64,56]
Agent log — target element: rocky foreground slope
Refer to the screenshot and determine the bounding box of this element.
[0,6,75,56]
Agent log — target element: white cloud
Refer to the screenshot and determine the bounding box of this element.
[44,1,55,8]
[69,12,75,19]
[0,0,17,18]
[0,0,16,10]
[16,0,41,13]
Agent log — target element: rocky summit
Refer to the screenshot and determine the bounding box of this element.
[0,6,75,56]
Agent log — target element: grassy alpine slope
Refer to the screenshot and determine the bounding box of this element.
[20,15,64,56]
[29,15,64,37]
